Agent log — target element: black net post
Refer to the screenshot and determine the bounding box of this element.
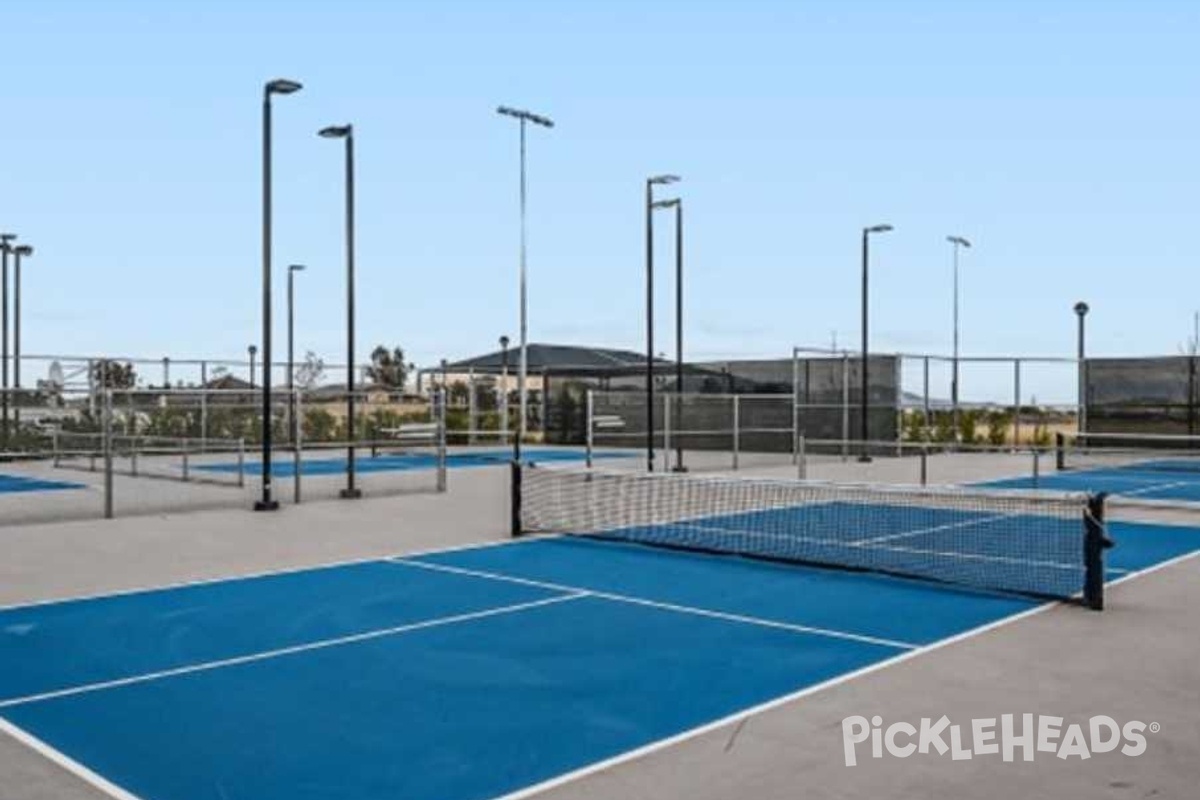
[1055,431,1066,471]
[510,460,523,538]
[1083,493,1109,610]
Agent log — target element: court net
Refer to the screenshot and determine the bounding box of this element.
[512,465,1108,609]
[1056,431,1200,474]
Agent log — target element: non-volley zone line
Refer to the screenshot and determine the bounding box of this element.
[0,594,583,710]
[390,557,919,651]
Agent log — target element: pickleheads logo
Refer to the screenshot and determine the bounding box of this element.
[842,715,1158,766]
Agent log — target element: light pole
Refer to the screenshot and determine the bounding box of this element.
[496,106,554,455]
[646,174,680,472]
[651,197,684,471]
[859,224,893,462]
[257,77,302,512]
[318,123,360,499]
[1075,301,1089,433]
[12,245,32,430]
[946,235,972,441]
[248,345,257,389]
[0,233,15,446]
[499,335,510,442]
[287,264,306,443]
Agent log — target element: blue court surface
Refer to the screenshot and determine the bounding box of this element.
[1,520,1197,800]
[979,466,1200,503]
[0,474,85,495]
[195,446,630,478]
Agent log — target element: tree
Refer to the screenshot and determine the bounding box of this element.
[294,351,326,391]
[91,360,137,389]
[365,345,407,389]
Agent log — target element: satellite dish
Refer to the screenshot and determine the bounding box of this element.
[47,361,66,390]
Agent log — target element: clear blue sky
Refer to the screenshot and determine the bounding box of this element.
[1,1,1195,402]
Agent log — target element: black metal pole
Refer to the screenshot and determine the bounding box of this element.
[249,346,257,389]
[341,130,360,499]
[256,89,278,510]
[859,229,870,462]
[13,250,22,430]
[674,200,685,472]
[645,180,655,472]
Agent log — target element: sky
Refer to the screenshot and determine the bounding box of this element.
[1,1,1196,403]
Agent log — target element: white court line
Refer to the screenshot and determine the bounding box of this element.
[0,533,557,615]
[491,544,1200,800]
[3,545,1198,800]
[390,558,918,651]
[853,511,1019,545]
[0,593,583,710]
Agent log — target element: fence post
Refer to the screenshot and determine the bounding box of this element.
[841,352,850,462]
[797,434,806,480]
[662,393,671,472]
[922,356,930,431]
[732,395,740,470]
[585,390,594,469]
[237,438,245,489]
[1032,448,1040,489]
[1013,359,1022,449]
[467,368,476,446]
[436,388,448,493]
[294,388,303,504]
[792,348,800,465]
[200,361,208,452]
[103,389,114,519]
[180,437,189,481]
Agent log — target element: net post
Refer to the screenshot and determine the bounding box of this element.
[1032,448,1041,488]
[920,447,928,486]
[1013,359,1022,449]
[436,388,448,493]
[1084,493,1108,610]
[585,389,594,469]
[509,459,523,538]
[181,437,190,482]
[1055,431,1066,471]
[103,389,114,520]
[732,395,740,470]
[52,429,60,468]
[797,435,806,480]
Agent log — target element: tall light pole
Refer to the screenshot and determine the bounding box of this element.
[12,245,32,430]
[496,105,554,458]
[646,174,680,472]
[0,233,15,446]
[499,335,510,441]
[859,224,894,462]
[318,123,360,499]
[651,197,684,471]
[946,235,972,441]
[1074,301,1089,433]
[287,264,306,443]
[257,77,302,512]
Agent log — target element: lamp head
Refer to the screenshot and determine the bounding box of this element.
[947,235,971,248]
[865,224,894,235]
[318,124,352,139]
[1074,301,1090,317]
[266,78,303,96]
[289,264,306,273]
[13,245,33,257]
[499,335,510,349]
[496,106,555,128]
[0,234,16,248]
[651,198,680,210]
[648,174,681,186]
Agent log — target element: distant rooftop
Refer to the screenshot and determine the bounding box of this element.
[442,343,670,374]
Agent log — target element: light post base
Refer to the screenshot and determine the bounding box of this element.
[857,455,873,464]
[254,499,280,512]
[340,487,363,500]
